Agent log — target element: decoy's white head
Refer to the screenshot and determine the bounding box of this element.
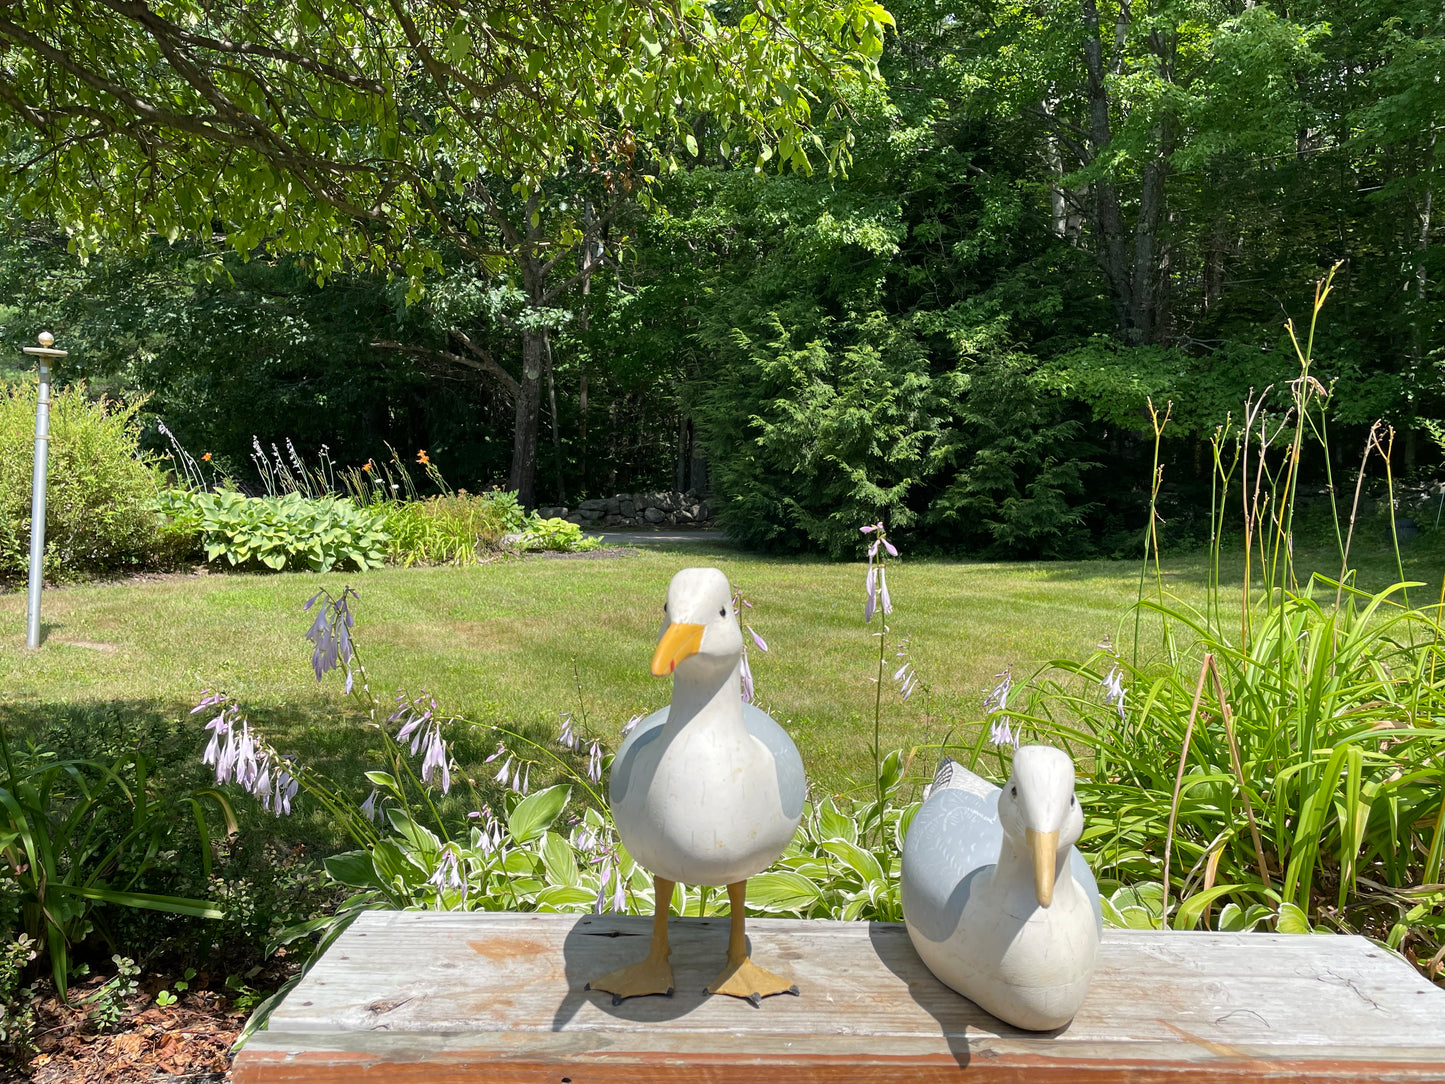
[651,568,742,678]
[996,745,1083,908]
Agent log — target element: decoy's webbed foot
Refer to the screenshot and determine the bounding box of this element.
[706,956,798,1004]
[586,954,675,1004]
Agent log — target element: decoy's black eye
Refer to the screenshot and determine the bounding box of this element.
[719,607,727,617]
[1010,785,1017,798]
[1070,794,1076,807]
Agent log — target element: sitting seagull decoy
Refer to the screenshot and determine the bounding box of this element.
[588,567,805,1006]
[901,745,1102,1031]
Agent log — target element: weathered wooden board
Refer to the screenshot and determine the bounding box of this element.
[233,912,1445,1083]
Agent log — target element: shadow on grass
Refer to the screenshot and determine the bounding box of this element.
[0,694,591,856]
[1029,540,1445,595]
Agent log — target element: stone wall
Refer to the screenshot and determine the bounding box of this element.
[537,492,714,529]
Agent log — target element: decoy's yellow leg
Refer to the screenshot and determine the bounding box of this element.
[586,876,676,1004]
[706,880,799,1006]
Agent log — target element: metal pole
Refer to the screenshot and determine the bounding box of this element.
[22,332,67,649]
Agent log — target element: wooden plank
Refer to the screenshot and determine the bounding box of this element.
[233,912,1445,1083]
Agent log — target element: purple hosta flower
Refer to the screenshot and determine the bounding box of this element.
[469,806,505,856]
[861,523,897,623]
[514,762,531,796]
[990,716,1019,750]
[484,742,506,764]
[731,584,770,704]
[893,653,921,702]
[495,755,515,786]
[558,714,578,750]
[191,690,226,716]
[592,852,627,914]
[396,707,433,752]
[360,788,382,824]
[391,695,451,793]
[621,714,644,736]
[586,741,603,784]
[1101,664,1127,721]
[420,724,451,793]
[198,696,300,815]
[984,670,1019,750]
[233,722,260,789]
[200,703,233,772]
[427,849,467,905]
[262,761,300,817]
[304,587,357,685]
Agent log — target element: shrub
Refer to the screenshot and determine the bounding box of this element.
[158,488,389,572]
[380,491,527,566]
[0,379,186,581]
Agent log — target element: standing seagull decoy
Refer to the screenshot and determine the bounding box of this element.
[901,745,1102,1031]
[588,567,806,1006]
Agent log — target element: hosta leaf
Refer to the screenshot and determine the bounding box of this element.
[747,870,824,913]
[508,784,571,844]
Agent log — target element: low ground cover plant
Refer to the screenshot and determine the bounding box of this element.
[153,440,596,572]
[157,488,390,573]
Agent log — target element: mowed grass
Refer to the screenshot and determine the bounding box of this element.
[2,539,1441,807]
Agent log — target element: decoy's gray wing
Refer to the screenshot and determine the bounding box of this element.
[1069,846,1104,930]
[742,703,806,820]
[608,705,669,805]
[901,781,1002,944]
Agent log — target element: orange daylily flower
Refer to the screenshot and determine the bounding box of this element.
[362,462,373,472]
[416,449,431,465]
[201,452,212,462]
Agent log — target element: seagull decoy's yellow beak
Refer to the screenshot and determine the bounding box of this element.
[1026,827,1059,907]
[651,622,705,676]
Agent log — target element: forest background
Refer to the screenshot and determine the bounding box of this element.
[1,0,1440,560]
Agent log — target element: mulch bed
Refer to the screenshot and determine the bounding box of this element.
[7,963,296,1084]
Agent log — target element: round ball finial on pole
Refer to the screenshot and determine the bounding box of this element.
[37,331,55,347]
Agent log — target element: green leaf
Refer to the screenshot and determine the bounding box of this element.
[540,830,579,886]
[386,809,443,863]
[1173,884,1242,931]
[817,801,856,844]
[507,784,571,844]
[48,882,224,920]
[820,839,885,887]
[324,850,380,889]
[746,870,824,913]
[533,884,595,911]
[1275,901,1312,934]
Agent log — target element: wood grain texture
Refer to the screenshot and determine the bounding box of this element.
[233,912,1445,1083]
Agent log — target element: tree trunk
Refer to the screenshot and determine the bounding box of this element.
[675,415,689,493]
[509,328,545,507]
[1045,128,1068,238]
[543,333,566,505]
[1080,0,1131,331]
[689,422,708,496]
[1406,131,1435,472]
[1128,130,1171,343]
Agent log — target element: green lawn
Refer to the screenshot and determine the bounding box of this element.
[2,538,1440,806]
